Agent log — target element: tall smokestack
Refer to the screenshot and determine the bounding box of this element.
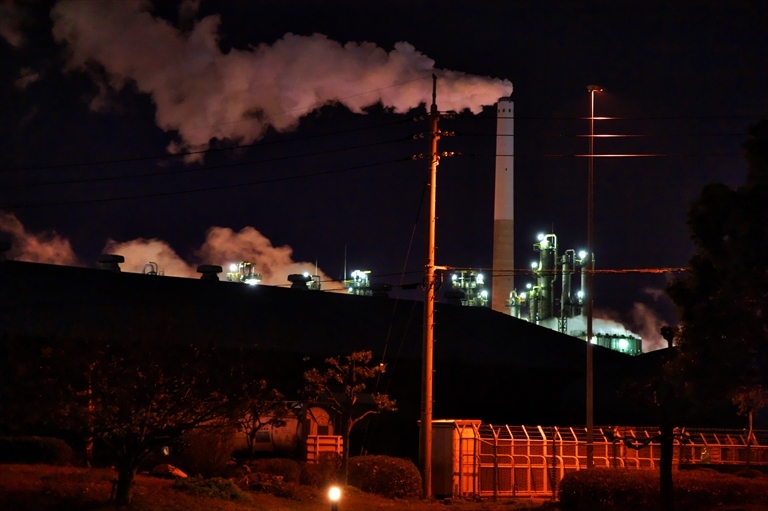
[492,96,514,313]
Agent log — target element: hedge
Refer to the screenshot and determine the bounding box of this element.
[559,468,768,511]
[347,455,422,499]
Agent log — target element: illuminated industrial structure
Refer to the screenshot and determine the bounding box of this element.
[226,261,262,285]
[505,232,641,356]
[445,270,489,307]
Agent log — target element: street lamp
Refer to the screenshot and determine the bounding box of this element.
[328,485,341,511]
[585,84,603,470]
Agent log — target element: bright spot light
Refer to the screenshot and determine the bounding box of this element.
[531,261,538,269]
[303,272,309,277]
[480,290,488,299]
[526,283,532,289]
[537,233,545,240]
[229,263,237,272]
[577,290,584,298]
[451,273,458,281]
[618,339,629,351]
[247,278,258,286]
[578,250,587,259]
[328,486,341,502]
[520,292,526,300]
[590,337,597,344]
[476,273,484,284]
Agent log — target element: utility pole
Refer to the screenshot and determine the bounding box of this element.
[420,74,439,499]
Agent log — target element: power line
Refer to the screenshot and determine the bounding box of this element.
[0,135,415,190]
[6,156,413,209]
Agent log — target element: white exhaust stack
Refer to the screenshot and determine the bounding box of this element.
[492,96,514,313]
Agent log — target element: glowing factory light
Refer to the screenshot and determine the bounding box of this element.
[590,336,597,344]
[618,339,629,351]
[303,272,309,277]
[480,290,488,299]
[577,290,584,299]
[578,250,587,259]
[229,263,237,272]
[526,283,532,289]
[537,233,545,241]
[531,261,538,269]
[476,273,484,284]
[520,293,526,300]
[451,273,458,281]
[246,278,258,286]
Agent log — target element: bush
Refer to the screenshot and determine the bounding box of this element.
[0,436,73,465]
[248,458,302,483]
[301,452,341,488]
[174,426,238,477]
[347,455,422,499]
[173,476,250,501]
[559,468,768,511]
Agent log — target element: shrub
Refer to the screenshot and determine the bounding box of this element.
[301,452,341,488]
[248,458,302,483]
[0,436,73,465]
[559,468,768,511]
[173,476,250,501]
[347,455,422,499]
[174,426,238,477]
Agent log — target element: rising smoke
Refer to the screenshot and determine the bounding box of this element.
[0,211,79,265]
[1,212,339,288]
[50,0,512,159]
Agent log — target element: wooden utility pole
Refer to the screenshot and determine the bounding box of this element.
[420,74,439,499]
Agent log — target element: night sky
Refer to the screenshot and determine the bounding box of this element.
[1,0,766,350]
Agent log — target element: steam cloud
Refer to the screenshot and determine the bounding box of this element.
[50,0,512,158]
[0,212,338,288]
[105,226,340,288]
[0,212,80,265]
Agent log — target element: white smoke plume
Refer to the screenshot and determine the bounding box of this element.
[629,301,667,352]
[0,0,26,48]
[103,237,198,278]
[0,211,80,265]
[50,0,512,159]
[105,225,342,289]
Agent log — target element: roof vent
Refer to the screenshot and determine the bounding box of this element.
[287,273,312,290]
[98,254,124,272]
[0,240,10,262]
[197,264,222,281]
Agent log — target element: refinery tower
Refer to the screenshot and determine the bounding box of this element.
[491,97,514,313]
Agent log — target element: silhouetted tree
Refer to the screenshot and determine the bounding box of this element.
[16,330,265,506]
[234,380,289,459]
[304,350,396,482]
[667,118,768,463]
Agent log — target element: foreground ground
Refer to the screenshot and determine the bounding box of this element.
[0,464,555,511]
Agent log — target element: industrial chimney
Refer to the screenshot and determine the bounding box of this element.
[491,96,514,313]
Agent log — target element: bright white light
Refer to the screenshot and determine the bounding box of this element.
[578,250,587,259]
[519,293,526,300]
[531,261,538,269]
[577,290,584,298]
[451,274,458,281]
[618,339,629,351]
[328,486,341,502]
[537,233,545,241]
[247,278,258,286]
[476,273,484,284]
[590,337,597,344]
[229,263,237,272]
[480,290,488,299]
[303,272,309,277]
[526,283,532,289]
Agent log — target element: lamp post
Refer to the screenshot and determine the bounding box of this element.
[328,485,341,511]
[585,84,603,470]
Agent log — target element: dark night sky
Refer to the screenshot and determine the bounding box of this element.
[1,0,766,347]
